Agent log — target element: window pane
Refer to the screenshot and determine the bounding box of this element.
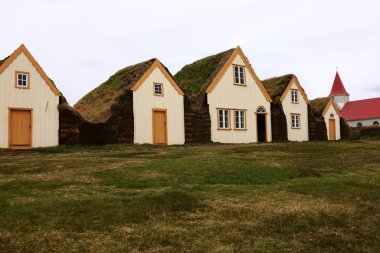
[224,110,229,128]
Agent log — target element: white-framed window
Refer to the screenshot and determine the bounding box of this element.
[373,121,379,126]
[16,72,29,88]
[291,89,298,103]
[291,114,300,129]
[330,114,334,118]
[235,110,246,129]
[357,122,363,127]
[218,109,230,129]
[234,65,245,85]
[257,106,266,113]
[154,83,163,96]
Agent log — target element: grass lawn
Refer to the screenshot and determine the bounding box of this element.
[0,140,379,252]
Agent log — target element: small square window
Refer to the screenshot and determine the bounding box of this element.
[330,114,334,118]
[218,109,230,129]
[234,65,245,85]
[291,114,300,129]
[154,83,163,96]
[291,89,299,103]
[16,72,29,88]
[235,110,246,129]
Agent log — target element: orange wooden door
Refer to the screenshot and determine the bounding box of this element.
[153,110,167,144]
[329,119,336,141]
[9,109,32,148]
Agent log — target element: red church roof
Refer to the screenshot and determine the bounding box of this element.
[341,97,380,121]
[329,72,349,96]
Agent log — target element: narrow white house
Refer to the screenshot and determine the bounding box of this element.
[322,98,341,140]
[175,46,273,143]
[75,59,185,145]
[262,74,309,142]
[0,44,61,149]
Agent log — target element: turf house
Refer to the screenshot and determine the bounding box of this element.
[63,59,185,145]
[310,97,349,141]
[0,44,62,149]
[175,46,273,144]
[262,74,310,142]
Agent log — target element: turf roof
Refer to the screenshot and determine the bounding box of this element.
[261,74,294,100]
[0,56,10,68]
[74,59,156,123]
[310,97,330,115]
[174,48,235,98]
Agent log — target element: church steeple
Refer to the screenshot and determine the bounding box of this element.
[329,71,349,109]
[329,71,349,97]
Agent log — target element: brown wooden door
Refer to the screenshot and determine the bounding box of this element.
[153,110,167,144]
[9,109,32,149]
[329,119,336,141]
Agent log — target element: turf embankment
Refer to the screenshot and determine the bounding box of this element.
[0,141,379,252]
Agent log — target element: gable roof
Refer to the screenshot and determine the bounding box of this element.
[174,46,272,103]
[261,74,309,104]
[0,44,61,96]
[174,48,235,98]
[310,97,330,115]
[74,58,183,123]
[341,97,380,121]
[329,71,349,96]
[322,98,342,117]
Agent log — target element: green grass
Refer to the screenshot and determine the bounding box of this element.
[0,141,379,252]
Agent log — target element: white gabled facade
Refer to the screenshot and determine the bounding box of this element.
[323,99,341,140]
[0,45,61,149]
[132,60,185,145]
[207,47,272,143]
[280,76,309,142]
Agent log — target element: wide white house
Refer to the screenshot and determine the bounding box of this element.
[262,74,309,142]
[175,46,273,143]
[0,44,61,149]
[75,59,185,145]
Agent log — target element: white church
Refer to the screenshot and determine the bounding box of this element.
[329,72,380,127]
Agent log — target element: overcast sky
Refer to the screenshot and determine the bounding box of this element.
[1,0,379,105]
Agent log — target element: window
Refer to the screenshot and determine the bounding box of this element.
[16,72,29,88]
[291,89,299,103]
[154,83,163,96]
[357,122,363,127]
[234,65,245,85]
[235,110,246,129]
[291,114,300,129]
[257,106,266,113]
[218,109,230,129]
[330,114,334,118]
[373,121,379,126]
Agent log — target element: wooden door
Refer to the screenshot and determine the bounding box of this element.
[329,119,336,141]
[257,114,267,142]
[153,110,167,144]
[9,109,32,149]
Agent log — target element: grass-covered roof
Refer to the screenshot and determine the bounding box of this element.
[310,97,330,115]
[261,74,294,100]
[0,56,10,67]
[174,48,235,98]
[74,59,156,123]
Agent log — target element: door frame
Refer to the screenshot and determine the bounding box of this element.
[8,107,33,149]
[329,118,336,141]
[152,108,168,145]
[255,112,267,143]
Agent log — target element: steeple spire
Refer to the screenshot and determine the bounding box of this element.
[329,71,349,97]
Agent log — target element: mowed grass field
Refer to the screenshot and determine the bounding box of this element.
[0,141,379,252]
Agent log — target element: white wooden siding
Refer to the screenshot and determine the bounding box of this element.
[207,54,272,143]
[282,82,309,141]
[0,52,59,148]
[324,104,341,140]
[133,66,185,145]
